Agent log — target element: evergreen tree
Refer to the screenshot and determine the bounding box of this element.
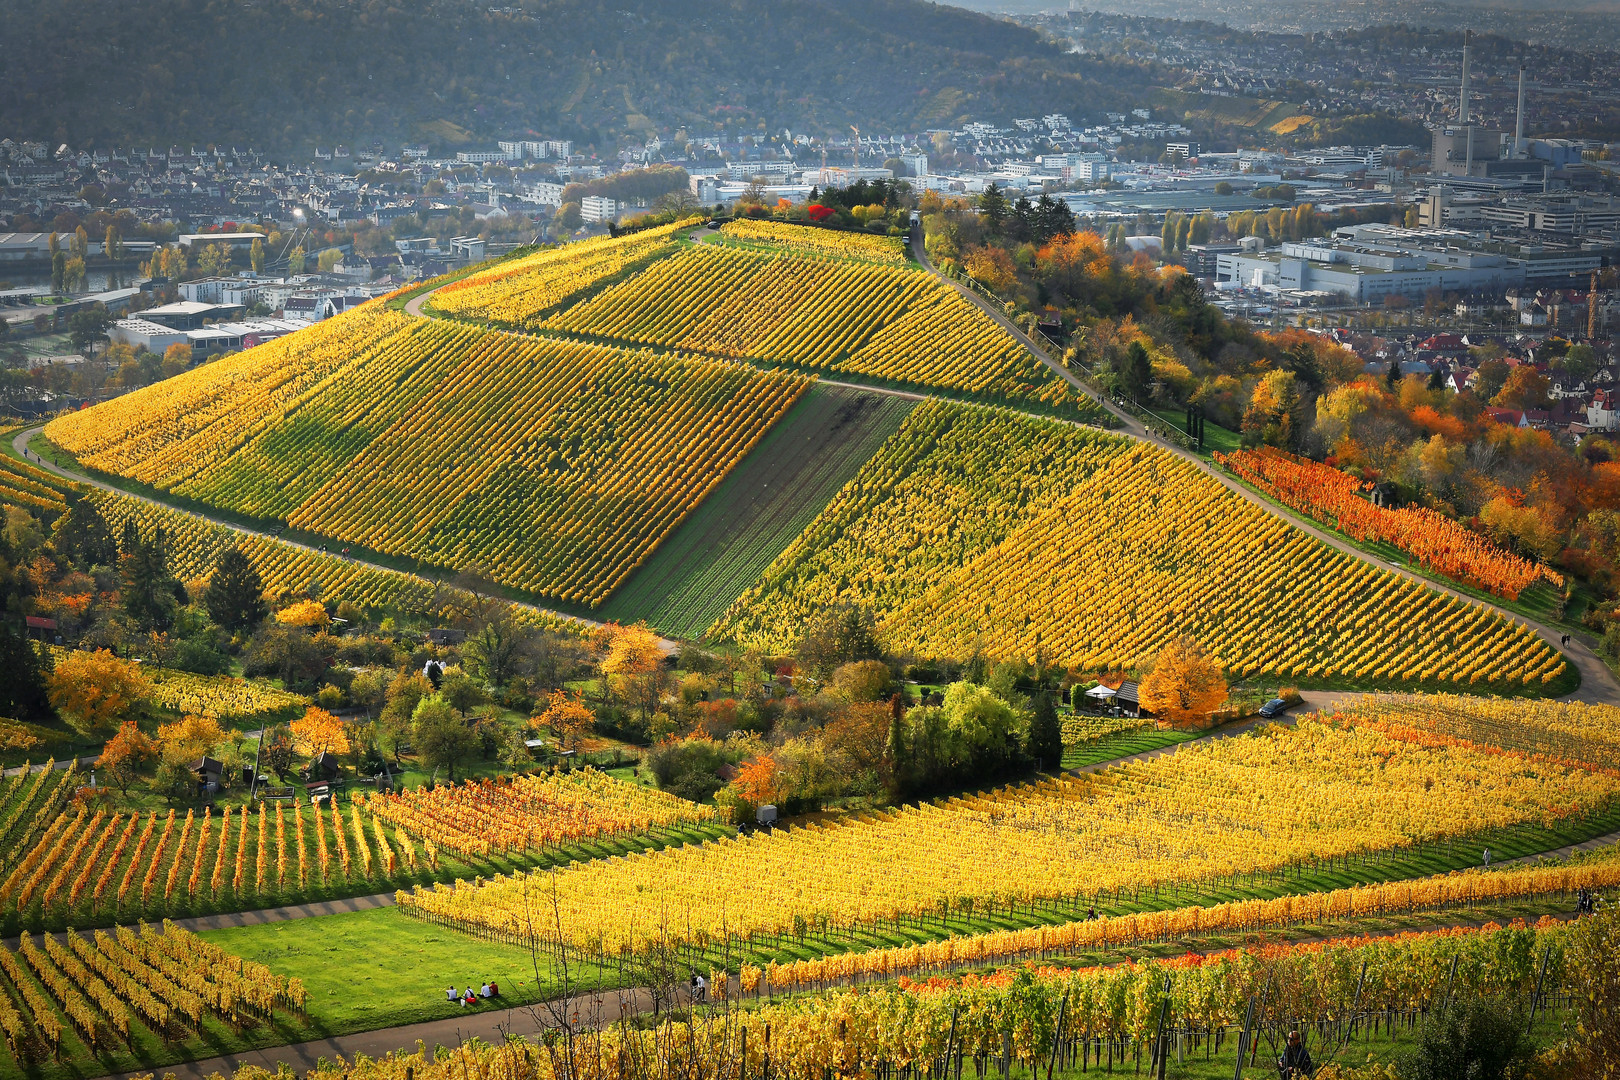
[120,524,185,631]
[885,692,908,799]
[1385,359,1402,393]
[53,496,116,567]
[1119,340,1154,400]
[1028,690,1062,772]
[978,183,1009,235]
[204,546,269,631]
[1010,195,1036,243]
[1034,192,1075,241]
[0,625,50,720]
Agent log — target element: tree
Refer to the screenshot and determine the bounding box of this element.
[731,755,782,807]
[1473,359,1510,403]
[48,648,149,737]
[275,599,330,629]
[250,237,265,273]
[51,250,65,294]
[413,694,477,782]
[261,726,295,780]
[288,245,306,274]
[1543,905,1620,1076]
[602,624,667,723]
[978,183,1009,234]
[829,660,894,703]
[156,713,226,763]
[1027,690,1062,772]
[119,524,185,631]
[53,496,116,567]
[291,706,351,757]
[1117,341,1154,402]
[97,720,156,795]
[0,627,50,720]
[68,307,110,354]
[965,245,1017,293]
[1138,636,1228,728]
[153,759,197,806]
[203,546,268,630]
[1492,366,1551,412]
[796,603,882,681]
[534,688,593,749]
[1395,995,1532,1080]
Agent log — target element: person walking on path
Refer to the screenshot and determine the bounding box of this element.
[1483,847,1491,867]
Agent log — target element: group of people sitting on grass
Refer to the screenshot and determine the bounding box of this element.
[445,982,500,1006]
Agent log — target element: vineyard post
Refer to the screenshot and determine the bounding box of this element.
[1153,974,1172,1080]
[1338,959,1368,1051]
[1047,993,1069,1080]
[1438,955,1460,1021]
[945,1003,960,1080]
[1525,945,1551,1035]
[1233,996,1256,1080]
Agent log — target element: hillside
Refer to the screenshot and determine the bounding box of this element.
[0,0,1146,150]
[42,222,1571,692]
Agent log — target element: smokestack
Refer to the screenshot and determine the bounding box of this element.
[1515,66,1526,156]
[1459,30,1471,123]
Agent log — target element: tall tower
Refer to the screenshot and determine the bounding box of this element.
[1591,271,1600,341]
[1514,67,1527,156]
[1460,31,1474,175]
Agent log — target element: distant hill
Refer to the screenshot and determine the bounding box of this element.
[0,0,1149,153]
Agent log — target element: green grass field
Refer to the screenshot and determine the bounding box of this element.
[596,384,916,638]
[1060,726,1205,770]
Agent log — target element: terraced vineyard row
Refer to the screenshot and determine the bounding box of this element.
[399,717,1616,951]
[545,242,1079,409]
[426,222,689,327]
[717,402,1568,689]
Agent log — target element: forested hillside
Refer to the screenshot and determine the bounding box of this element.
[0,0,1144,150]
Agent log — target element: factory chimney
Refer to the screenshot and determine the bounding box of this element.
[1514,66,1526,156]
[1460,31,1473,176]
[1459,30,1471,123]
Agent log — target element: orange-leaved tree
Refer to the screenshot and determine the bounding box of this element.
[534,689,594,750]
[291,706,350,757]
[1138,636,1229,729]
[732,755,782,807]
[99,719,156,795]
[47,648,150,737]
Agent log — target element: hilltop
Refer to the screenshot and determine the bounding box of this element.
[0,0,1147,151]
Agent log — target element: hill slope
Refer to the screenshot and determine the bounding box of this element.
[0,0,1145,150]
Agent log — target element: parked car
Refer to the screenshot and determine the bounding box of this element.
[1258,698,1292,718]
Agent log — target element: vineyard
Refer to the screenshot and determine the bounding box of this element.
[46,644,310,723]
[718,407,1567,689]
[0,920,302,1064]
[426,223,689,327]
[544,242,1080,409]
[594,384,917,637]
[1216,447,1561,600]
[717,219,909,263]
[46,313,811,608]
[363,771,718,858]
[396,718,1619,951]
[183,916,1602,1080]
[0,453,68,521]
[759,848,1620,990]
[0,768,729,933]
[1336,693,1620,772]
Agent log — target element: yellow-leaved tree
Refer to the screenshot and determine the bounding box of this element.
[47,649,150,737]
[1138,636,1229,729]
[533,689,594,750]
[601,624,666,725]
[291,706,351,757]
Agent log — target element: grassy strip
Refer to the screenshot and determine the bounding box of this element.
[596,384,917,638]
[1061,727,1204,770]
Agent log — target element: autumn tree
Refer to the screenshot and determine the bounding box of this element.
[732,755,782,807]
[98,720,156,795]
[1138,636,1229,728]
[1492,366,1551,412]
[291,706,351,757]
[156,713,226,763]
[204,547,268,630]
[47,648,149,737]
[965,245,1017,293]
[275,599,330,629]
[602,624,667,724]
[534,689,593,749]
